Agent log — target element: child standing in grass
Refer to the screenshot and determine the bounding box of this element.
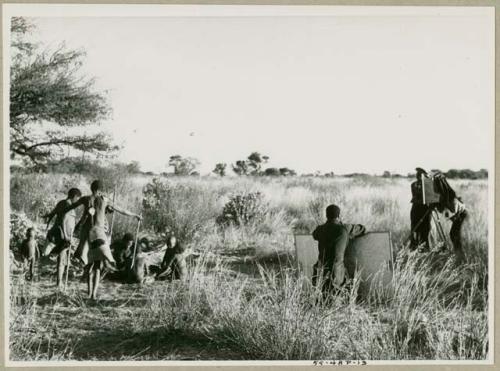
[21,228,39,281]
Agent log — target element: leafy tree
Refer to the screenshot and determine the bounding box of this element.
[232,152,269,176]
[279,167,296,176]
[213,163,227,177]
[232,160,250,176]
[126,161,141,174]
[10,17,117,168]
[247,152,269,174]
[168,155,200,175]
[382,171,391,178]
[264,167,280,176]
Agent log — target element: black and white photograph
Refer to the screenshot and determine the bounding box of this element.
[3,4,494,365]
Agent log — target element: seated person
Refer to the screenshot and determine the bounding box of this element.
[156,234,187,281]
[111,233,135,272]
[125,241,150,284]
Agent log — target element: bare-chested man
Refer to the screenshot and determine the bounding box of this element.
[43,188,82,289]
[65,180,141,300]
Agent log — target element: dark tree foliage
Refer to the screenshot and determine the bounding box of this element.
[279,167,296,176]
[264,167,280,176]
[9,17,117,168]
[232,152,269,176]
[213,163,227,177]
[444,169,488,179]
[168,155,200,175]
[247,152,269,174]
[232,160,250,176]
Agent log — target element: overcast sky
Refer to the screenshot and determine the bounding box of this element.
[9,6,495,175]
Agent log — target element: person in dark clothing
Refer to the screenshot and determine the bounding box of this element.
[433,172,468,263]
[312,204,366,297]
[410,168,432,251]
[157,235,187,281]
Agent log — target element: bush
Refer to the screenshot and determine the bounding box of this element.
[9,212,45,262]
[142,178,218,246]
[217,192,268,227]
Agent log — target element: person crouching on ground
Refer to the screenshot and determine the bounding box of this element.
[21,228,39,281]
[156,234,187,281]
[312,204,366,299]
[64,180,142,300]
[125,239,150,284]
[111,232,135,279]
[43,188,82,289]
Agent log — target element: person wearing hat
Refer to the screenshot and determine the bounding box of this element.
[410,167,431,251]
[65,179,142,299]
[312,204,366,298]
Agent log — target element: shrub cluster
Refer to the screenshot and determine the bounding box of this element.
[217,192,268,227]
[142,178,218,246]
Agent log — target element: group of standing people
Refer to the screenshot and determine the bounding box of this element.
[20,179,187,300]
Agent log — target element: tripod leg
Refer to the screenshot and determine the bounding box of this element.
[433,211,451,251]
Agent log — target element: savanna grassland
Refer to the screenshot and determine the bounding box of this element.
[8,173,489,361]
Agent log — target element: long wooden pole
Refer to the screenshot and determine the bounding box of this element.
[109,184,117,241]
[64,245,72,291]
[130,219,141,269]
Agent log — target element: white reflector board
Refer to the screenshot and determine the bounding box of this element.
[294,232,393,295]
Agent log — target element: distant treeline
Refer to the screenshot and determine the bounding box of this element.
[339,169,488,180]
[10,157,488,180]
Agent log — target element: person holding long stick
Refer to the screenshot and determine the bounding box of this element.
[65,180,141,300]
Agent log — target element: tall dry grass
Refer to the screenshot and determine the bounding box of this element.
[8,173,489,360]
